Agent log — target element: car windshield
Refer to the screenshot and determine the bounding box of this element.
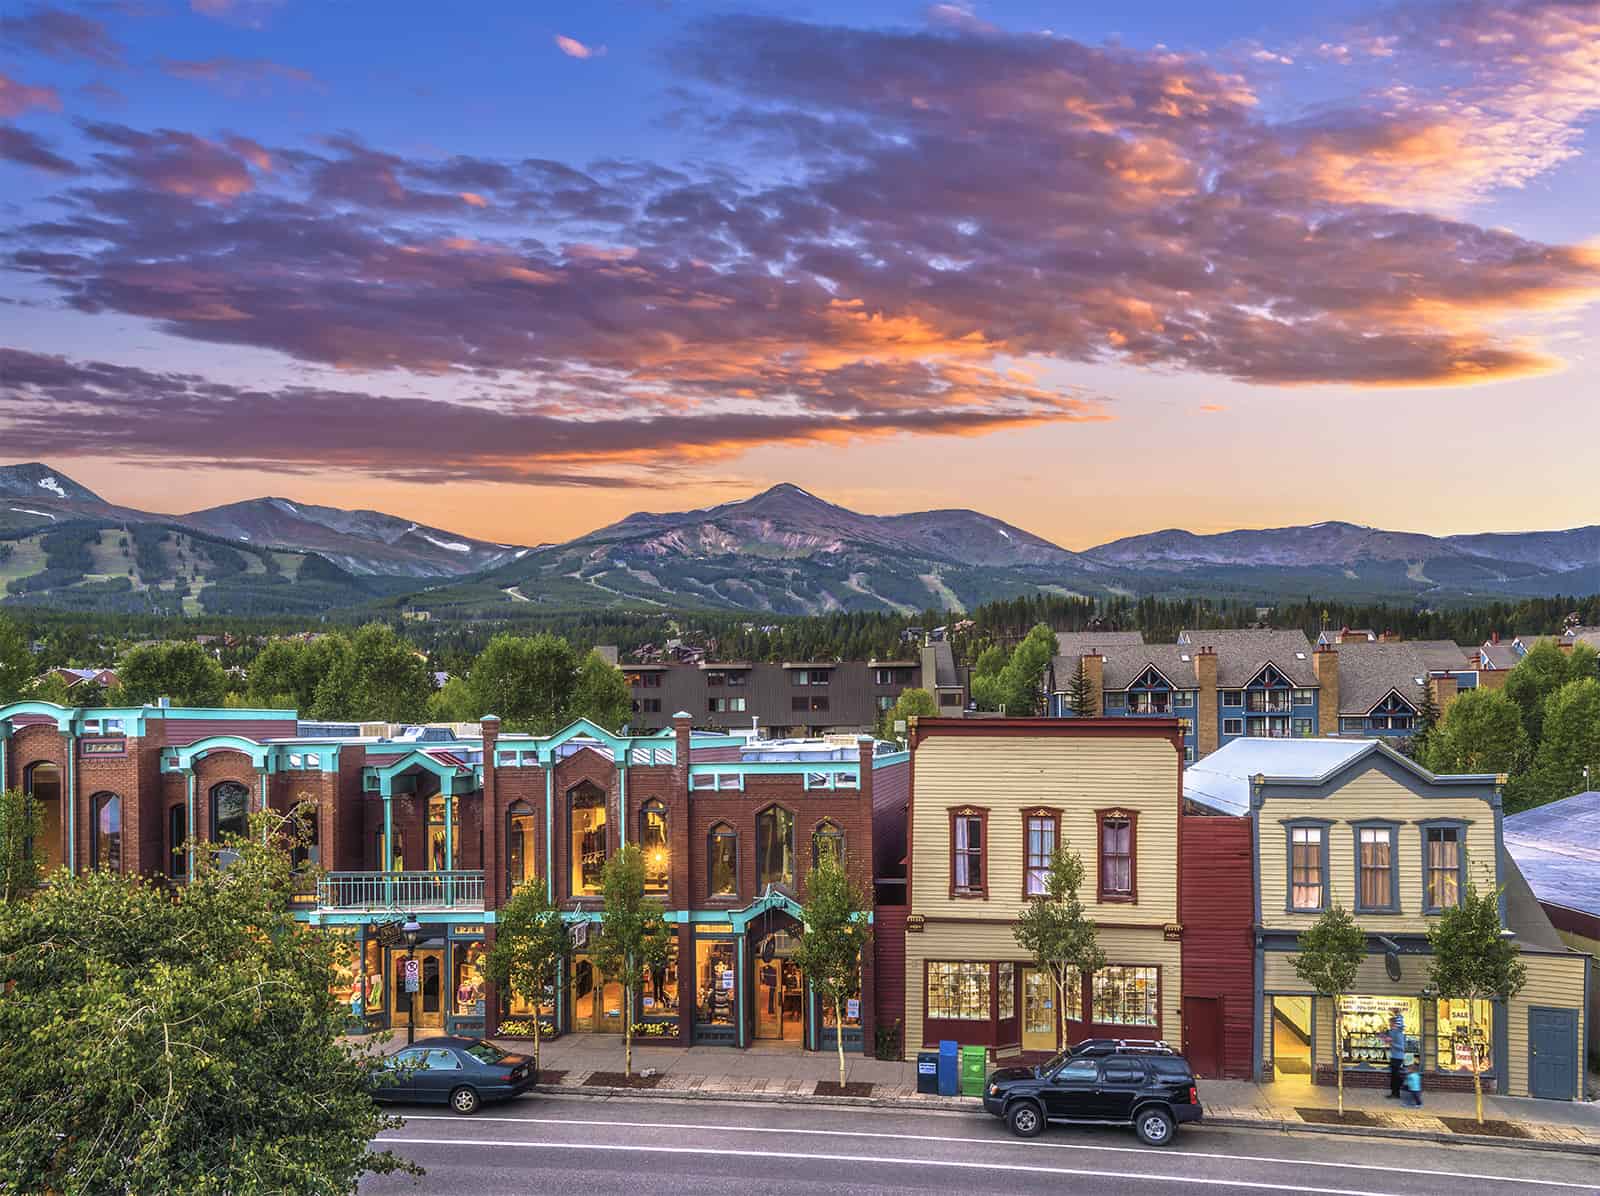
[464,1040,507,1065]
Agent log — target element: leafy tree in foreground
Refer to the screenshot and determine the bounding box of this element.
[0,813,414,1194]
[1014,845,1105,1056]
[592,844,671,1078]
[792,854,873,1089]
[878,686,937,743]
[1428,881,1526,1123]
[1421,687,1528,777]
[1515,678,1600,811]
[0,787,42,903]
[484,876,571,1080]
[117,640,229,706]
[570,649,632,732]
[1291,905,1367,1115]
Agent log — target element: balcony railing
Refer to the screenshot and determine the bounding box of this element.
[1245,694,1293,713]
[315,870,485,912]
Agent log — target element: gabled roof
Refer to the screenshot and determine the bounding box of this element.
[1054,630,1144,656]
[1504,791,1600,918]
[1176,629,1318,687]
[1333,641,1430,715]
[1409,639,1474,672]
[1478,642,1519,670]
[1094,644,1198,691]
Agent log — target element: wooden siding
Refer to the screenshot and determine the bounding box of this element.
[903,921,1179,1050]
[1180,815,1254,1078]
[1258,766,1495,933]
[911,735,1179,921]
[873,906,908,1056]
[871,758,910,882]
[1507,952,1588,1099]
[160,717,297,746]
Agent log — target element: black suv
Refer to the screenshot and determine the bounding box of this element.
[982,1041,1202,1146]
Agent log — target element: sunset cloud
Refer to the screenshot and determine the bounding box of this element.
[0,4,122,65]
[554,35,601,59]
[0,125,78,174]
[0,73,61,118]
[160,57,317,95]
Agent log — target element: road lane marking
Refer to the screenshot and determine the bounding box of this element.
[379,1138,1416,1195]
[386,1114,1597,1189]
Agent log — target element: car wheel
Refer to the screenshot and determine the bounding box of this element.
[1134,1107,1174,1147]
[449,1086,481,1115]
[1007,1100,1046,1138]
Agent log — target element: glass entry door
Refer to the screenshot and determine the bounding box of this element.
[1022,968,1058,1052]
[391,948,446,1031]
[755,958,804,1043]
[572,957,624,1033]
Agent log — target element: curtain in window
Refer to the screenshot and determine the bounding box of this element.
[1025,816,1055,895]
[1427,829,1460,908]
[1101,818,1131,893]
[954,816,982,890]
[1359,828,1391,907]
[1291,827,1322,908]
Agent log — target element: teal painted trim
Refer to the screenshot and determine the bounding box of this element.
[383,795,393,873]
[0,701,75,731]
[738,935,748,1048]
[444,792,455,902]
[872,751,910,768]
[690,734,745,748]
[296,910,495,927]
[163,735,275,772]
[545,769,554,903]
[161,706,298,720]
[0,736,7,793]
[65,733,75,872]
[618,766,627,849]
[372,748,465,797]
[186,773,197,878]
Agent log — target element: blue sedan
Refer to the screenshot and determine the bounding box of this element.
[373,1037,535,1115]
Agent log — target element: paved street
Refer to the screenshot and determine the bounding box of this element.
[363,1095,1600,1195]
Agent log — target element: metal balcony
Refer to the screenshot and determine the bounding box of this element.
[315,870,485,912]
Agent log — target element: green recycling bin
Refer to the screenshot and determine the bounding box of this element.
[959,1045,988,1097]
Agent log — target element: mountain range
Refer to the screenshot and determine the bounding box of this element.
[3,462,1599,616]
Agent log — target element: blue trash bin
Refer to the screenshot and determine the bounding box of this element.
[937,1039,960,1096]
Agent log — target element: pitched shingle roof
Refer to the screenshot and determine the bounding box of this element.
[1409,640,1473,672]
[1333,641,1432,715]
[1176,628,1318,687]
[1504,791,1600,918]
[1054,630,1145,656]
[1478,642,1519,670]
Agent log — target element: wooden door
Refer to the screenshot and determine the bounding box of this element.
[1022,968,1058,1053]
[1183,996,1223,1079]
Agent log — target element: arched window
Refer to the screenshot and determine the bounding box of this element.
[707,823,738,897]
[90,793,121,871]
[210,780,250,841]
[507,800,536,891]
[640,800,669,894]
[755,806,795,890]
[23,762,62,871]
[569,781,607,896]
[812,820,845,868]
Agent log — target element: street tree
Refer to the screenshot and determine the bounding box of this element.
[118,640,229,706]
[0,811,414,1194]
[592,844,671,1078]
[878,686,936,742]
[570,649,632,732]
[483,876,571,1080]
[312,623,432,722]
[1291,904,1367,1115]
[1421,687,1528,777]
[791,854,873,1090]
[1013,845,1105,1054]
[0,787,41,903]
[1065,657,1097,717]
[1428,881,1526,1123]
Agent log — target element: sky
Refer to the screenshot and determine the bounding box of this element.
[1,0,1598,550]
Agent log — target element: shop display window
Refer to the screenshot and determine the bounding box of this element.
[331,933,385,1020]
[507,803,537,890]
[821,981,863,1029]
[696,939,737,1026]
[997,962,1015,1020]
[641,802,669,893]
[427,795,461,871]
[453,941,487,1017]
[927,961,990,1020]
[641,938,679,1017]
[1092,966,1158,1027]
[570,783,607,896]
[1337,995,1420,1067]
[1436,999,1492,1073]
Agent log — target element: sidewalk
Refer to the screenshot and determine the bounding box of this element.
[495,1036,1600,1154]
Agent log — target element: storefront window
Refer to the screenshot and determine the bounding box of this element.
[453,941,487,1017]
[708,824,737,896]
[1092,966,1158,1027]
[1337,995,1420,1067]
[756,806,795,889]
[641,801,669,894]
[927,961,990,1020]
[570,783,607,896]
[822,984,862,1029]
[330,932,384,1020]
[507,802,536,890]
[641,938,679,1017]
[998,962,1015,1020]
[427,795,460,871]
[1436,999,1492,1073]
[695,939,737,1025]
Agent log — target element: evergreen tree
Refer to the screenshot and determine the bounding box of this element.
[1066,657,1096,717]
[0,615,31,705]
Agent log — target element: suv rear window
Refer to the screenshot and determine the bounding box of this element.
[1147,1057,1193,1081]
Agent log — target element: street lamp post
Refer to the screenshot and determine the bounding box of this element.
[403,917,421,1046]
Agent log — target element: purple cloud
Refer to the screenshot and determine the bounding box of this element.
[0,4,122,65]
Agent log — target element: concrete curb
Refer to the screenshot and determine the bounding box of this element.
[531,1083,1600,1157]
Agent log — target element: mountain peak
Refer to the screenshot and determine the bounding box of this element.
[0,462,104,504]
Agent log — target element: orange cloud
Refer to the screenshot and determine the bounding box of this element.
[554,35,601,60]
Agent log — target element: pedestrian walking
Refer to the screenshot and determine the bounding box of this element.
[1387,1009,1406,1098]
[1402,1064,1423,1108]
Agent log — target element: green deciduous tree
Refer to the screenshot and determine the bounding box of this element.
[247,636,352,712]
[1421,687,1529,777]
[312,623,432,722]
[0,787,42,903]
[1065,657,1097,717]
[0,811,414,1193]
[1013,845,1105,1054]
[1428,881,1527,1123]
[1503,641,1579,748]
[1515,678,1600,811]
[592,844,671,1078]
[117,640,230,706]
[483,876,570,1080]
[878,686,936,742]
[1292,905,1367,1115]
[792,854,873,1089]
[570,650,632,732]
[0,615,31,704]
[426,674,478,723]
[468,633,580,734]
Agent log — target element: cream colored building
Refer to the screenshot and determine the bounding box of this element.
[1188,738,1588,1099]
[902,718,1185,1056]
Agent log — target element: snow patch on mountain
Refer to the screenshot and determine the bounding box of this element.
[421,533,471,553]
[36,476,66,499]
[11,507,56,520]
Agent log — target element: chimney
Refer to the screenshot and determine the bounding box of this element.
[1082,654,1104,717]
[1312,648,1339,736]
[672,711,693,788]
[1380,628,1398,643]
[1192,647,1218,757]
[1429,674,1458,715]
[1491,631,1501,645]
[858,735,875,808]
